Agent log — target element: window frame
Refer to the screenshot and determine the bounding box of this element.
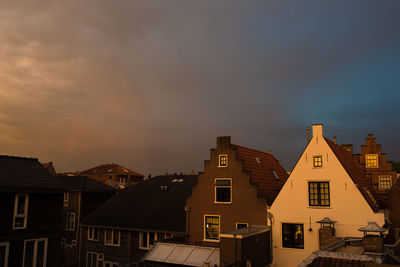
[218,154,228,168]
[313,155,323,168]
[86,252,103,267]
[66,212,76,231]
[139,232,158,250]
[379,175,392,190]
[236,223,248,229]
[88,227,99,241]
[214,178,232,204]
[308,181,330,207]
[104,261,119,267]
[365,154,378,168]
[104,229,120,247]
[281,223,304,249]
[204,215,220,242]
[13,194,29,230]
[0,242,9,267]
[22,238,48,267]
[63,192,69,208]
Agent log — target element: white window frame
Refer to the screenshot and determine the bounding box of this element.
[104,261,119,267]
[236,222,248,229]
[204,215,220,242]
[0,242,9,267]
[22,238,48,267]
[64,192,69,207]
[139,232,158,250]
[13,194,29,230]
[86,252,103,267]
[214,178,232,204]
[88,227,99,241]
[66,212,76,231]
[104,229,120,247]
[365,154,378,168]
[218,154,228,167]
[379,175,392,190]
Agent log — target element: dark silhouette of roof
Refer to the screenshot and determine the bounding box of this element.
[80,163,143,177]
[82,175,198,232]
[58,175,116,192]
[325,138,380,212]
[0,155,64,192]
[231,144,289,205]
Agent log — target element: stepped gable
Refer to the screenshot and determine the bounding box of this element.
[231,144,289,205]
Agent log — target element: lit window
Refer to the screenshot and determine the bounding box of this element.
[366,154,378,168]
[218,154,228,167]
[215,178,231,203]
[104,229,120,246]
[0,242,9,267]
[379,175,392,190]
[204,215,220,241]
[313,156,322,168]
[88,227,99,241]
[139,232,157,250]
[66,213,75,231]
[87,252,103,267]
[308,182,330,207]
[13,194,29,229]
[282,223,304,249]
[236,223,248,229]
[23,238,48,266]
[63,192,69,208]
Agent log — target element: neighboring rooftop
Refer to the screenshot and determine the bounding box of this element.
[80,163,144,177]
[0,155,64,192]
[58,175,116,192]
[82,175,198,232]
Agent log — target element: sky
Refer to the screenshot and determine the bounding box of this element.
[1,1,399,176]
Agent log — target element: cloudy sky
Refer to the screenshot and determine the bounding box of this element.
[1,1,399,175]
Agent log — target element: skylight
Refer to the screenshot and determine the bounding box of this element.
[271,168,279,181]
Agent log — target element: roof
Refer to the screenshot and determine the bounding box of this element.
[0,155,64,192]
[143,242,219,267]
[82,175,198,231]
[58,175,116,192]
[324,138,380,212]
[231,144,289,205]
[80,163,144,177]
[358,222,386,233]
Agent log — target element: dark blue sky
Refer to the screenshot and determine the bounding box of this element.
[0,1,399,175]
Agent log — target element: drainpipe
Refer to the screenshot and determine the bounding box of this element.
[185,205,190,243]
[233,234,237,266]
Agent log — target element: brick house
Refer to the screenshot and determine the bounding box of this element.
[0,155,65,267]
[79,175,198,266]
[58,175,116,266]
[80,163,144,189]
[186,136,288,247]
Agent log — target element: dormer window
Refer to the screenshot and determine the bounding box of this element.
[366,154,378,168]
[313,156,322,168]
[215,178,232,203]
[218,154,228,167]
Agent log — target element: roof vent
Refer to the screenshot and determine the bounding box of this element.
[172,178,178,182]
[178,179,184,182]
[270,168,279,181]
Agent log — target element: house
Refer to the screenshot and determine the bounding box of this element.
[58,175,116,266]
[387,178,400,245]
[79,174,198,266]
[80,163,144,189]
[0,155,65,267]
[42,161,57,176]
[269,124,385,267]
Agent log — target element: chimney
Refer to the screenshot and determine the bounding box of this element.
[217,136,231,151]
[306,127,310,143]
[312,124,323,138]
[334,136,337,144]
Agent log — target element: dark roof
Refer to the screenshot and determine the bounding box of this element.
[82,175,198,232]
[325,138,380,212]
[0,155,64,192]
[58,175,116,192]
[80,163,143,177]
[307,257,364,267]
[231,144,289,205]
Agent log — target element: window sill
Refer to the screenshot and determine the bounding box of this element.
[104,243,120,247]
[203,239,220,243]
[139,247,151,250]
[280,246,304,250]
[214,201,232,204]
[88,239,99,242]
[307,206,331,209]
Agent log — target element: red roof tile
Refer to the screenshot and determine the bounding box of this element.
[324,138,380,212]
[231,144,288,205]
[80,163,143,177]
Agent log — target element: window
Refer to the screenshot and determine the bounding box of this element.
[215,178,231,203]
[63,192,69,207]
[104,229,120,246]
[23,238,48,267]
[66,213,75,231]
[236,223,248,229]
[313,156,322,168]
[366,154,378,168]
[139,232,157,250]
[86,252,103,267]
[218,154,228,167]
[0,242,9,267]
[282,223,304,249]
[13,194,29,229]
[308,182,330,207]
[379,175,392,190]
[204,215,220,241]
[88,227,99,241]
[104,262,118,267]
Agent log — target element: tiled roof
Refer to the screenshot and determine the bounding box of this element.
[58,175,116,192]
[80,163,144,177]
[81,175,198,232]
[325,138,380,212]
[231,144,289,205]
[0,155,64,192]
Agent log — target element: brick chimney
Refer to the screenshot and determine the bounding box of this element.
[217,136,231,151]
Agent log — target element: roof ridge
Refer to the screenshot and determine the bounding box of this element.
[0,155,37,161]
[231,144,274,156]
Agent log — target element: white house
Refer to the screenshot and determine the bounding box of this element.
[269,124,385,267]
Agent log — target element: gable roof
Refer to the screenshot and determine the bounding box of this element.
[58,175,116,192]
[0,155,64,192]
[231,144,289,205]
[324,138,380,212]
[80,163,144,177]
[81,175,198,232]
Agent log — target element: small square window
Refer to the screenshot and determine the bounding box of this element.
[282,223,304,249]
[313,156,322,168]
[204,215,220,241]
[366,154,378,168]
[218,154,228,167]
[215,179,231,203]
[236,223,248,229]
[379,175,392,190]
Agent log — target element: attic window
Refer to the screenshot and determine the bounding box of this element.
[271,169,279,181]
[255,157,261,164]
[218,154,228,167]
